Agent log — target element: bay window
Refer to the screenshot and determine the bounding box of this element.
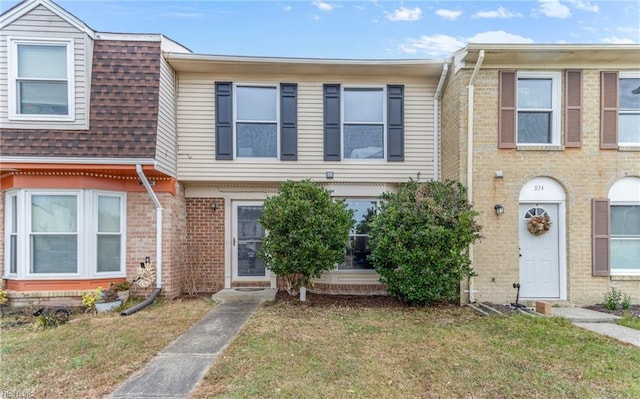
[4,190,125,278]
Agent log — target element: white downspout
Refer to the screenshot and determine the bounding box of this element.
[136,164,163,289]
[466,49,485,303]
[433,62,449,181]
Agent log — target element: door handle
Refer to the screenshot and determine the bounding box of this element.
[233,237,236,246]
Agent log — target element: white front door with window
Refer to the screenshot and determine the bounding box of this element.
[232,202,268,281]
[519,204,560,298]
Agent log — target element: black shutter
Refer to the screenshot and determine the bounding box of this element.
[387,85,404,161]
[280,83,298,161]
[323,84,341,161]
[215,82,233,160]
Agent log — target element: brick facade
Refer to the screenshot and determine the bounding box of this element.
[442,66,640,306]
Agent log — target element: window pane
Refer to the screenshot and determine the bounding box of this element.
[344,125,383,159]
[18,45,67,79]
[619,114,640,144]
[517,112,551,144]
[97,235,121,272]
[237,206,266,277]
[11,195,17,232]
[31,195,77,233]
[619,78,640,110]
[236,86,276,121]
[19,81,68,115]
[340,200,377,270]
[31,235,77,273]
[99,196,121,233]
[344,88,383,122]
[611,205,640,236]
[10,236,17,274]
[518,79,552,109]
[236,123,277,157]
[611,239,640,270]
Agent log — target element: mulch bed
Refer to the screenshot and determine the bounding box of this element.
[584,304,640,318]
[272,290,410,308]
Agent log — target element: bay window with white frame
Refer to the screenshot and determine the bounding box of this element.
[343,87,385,159]
[9,38,74,120]
[3,190,125,278]
[516,72,561,145]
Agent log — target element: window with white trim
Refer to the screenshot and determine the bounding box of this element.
[4,190,125,278]
[516,72,561,145]
[609,177,640,274]
[618,72,640,145]
[8,38,74,120]
[235,85,278,158]
[343,87,385,159]
[339,200,378,270]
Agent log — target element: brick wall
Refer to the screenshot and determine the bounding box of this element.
[185,198,225,293]
[448,68,640,306]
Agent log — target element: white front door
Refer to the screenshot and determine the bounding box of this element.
[232,202,268,280]
[519,203,560,298]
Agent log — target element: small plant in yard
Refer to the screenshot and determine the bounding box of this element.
[109,281,131,292]
[603,287,624,310]
[258,179,353,296]
[622,293,632,310]
[369,177,482,306]
[82,287,103,311]
[0,287,8,305]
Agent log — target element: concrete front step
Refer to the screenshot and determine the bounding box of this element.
[212,288,277,303]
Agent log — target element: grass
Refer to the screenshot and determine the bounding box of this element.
[617,313,640,330]
[0,296,214,398]
[191,302,640,399]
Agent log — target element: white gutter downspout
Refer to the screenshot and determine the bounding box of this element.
[467,49,485,303]
[433,62,449,181]
[136,164,163,289]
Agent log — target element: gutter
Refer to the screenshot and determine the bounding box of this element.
[466,49,485,303]
[136,164,163,289]
[433,62,449,181]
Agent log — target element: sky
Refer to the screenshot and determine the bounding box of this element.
[2,0,639,59]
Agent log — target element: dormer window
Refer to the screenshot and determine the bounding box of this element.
[9,38,75,121]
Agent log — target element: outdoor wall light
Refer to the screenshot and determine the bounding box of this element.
[211,202,217,211]
[495,204,505,215]
[326,171,334,179]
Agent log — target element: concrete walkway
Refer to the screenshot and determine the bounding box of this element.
[551,307,640,347]
[109,288,276,399]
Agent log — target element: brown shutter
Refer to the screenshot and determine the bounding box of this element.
[564,70,582,147]
[600,71,618,149]
[592,198,610,277]
[498,70,517,148]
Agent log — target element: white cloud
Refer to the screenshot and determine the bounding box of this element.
[283,5,292,12]
[399,34,465,57]
[567,0,599,13]
[473,6,522,19]
[436,9,462,21]
[386,6,422,22]
[399,31,534,57]
[601,36,636,44]
[468,30,534,44]
[314,1,333,12]
[537,0,571,19]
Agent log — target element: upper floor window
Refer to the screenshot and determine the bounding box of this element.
[4,190,125,278]
[516,72,561,145]
[9,38,75,121]
[618,73,640,145]
[235,85,278,158]
[343,88,385,159]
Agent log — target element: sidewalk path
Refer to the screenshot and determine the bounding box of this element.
[551,307,639,347]
[109,289,276,399]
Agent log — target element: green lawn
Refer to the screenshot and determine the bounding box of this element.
[192,302,640,399]
[617,313,640,330]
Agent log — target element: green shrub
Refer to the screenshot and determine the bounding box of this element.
[258,180,353,295]
[369,178,482,306]
[622,294,632,311]
[603,287,623,310]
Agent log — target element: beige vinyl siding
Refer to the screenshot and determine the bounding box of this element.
[177,73,436,183]
[0,4,90,130]
[155,56,177,176]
